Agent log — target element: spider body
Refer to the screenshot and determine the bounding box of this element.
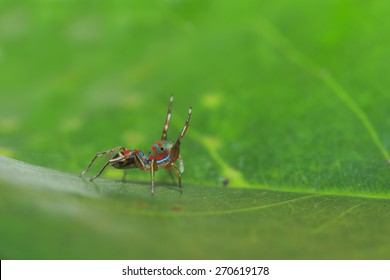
[111,149,144,169]
[80,96,192,195]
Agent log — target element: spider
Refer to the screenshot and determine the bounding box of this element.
[80,96,192,195]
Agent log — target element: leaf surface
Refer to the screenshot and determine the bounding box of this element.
[1,155,390,259]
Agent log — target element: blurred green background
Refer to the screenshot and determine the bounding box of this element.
[1,0,390,259]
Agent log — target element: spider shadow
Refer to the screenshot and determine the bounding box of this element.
[118,179,183,194]
[80,172,183,195]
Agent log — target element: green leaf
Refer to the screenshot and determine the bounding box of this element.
[1,0,390,259]
[1,155,390,259]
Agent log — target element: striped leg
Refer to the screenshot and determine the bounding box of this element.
[161,95,173,141]
[171,106,192,162]
[90,154,129,182]
[80,147,126,177]
[177,106,192,143]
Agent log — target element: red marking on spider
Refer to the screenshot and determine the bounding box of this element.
[149,153,170,161]
[122,149,132,155]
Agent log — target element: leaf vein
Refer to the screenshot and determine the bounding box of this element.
[313,202,366,234]
[256,17,389,160]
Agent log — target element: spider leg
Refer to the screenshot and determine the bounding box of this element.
[133,153,159,195]
[150,159,155,195]
[161,95,173,141]
[171,106,192,162]
[165,155,184,174]
[133,153,147,170]
[165,166,175,182]
[150,159,159,195]
[178,106,192,142]
[80,146,126,177]
[90,154,128,182]
[121,170,128,182]
[169,163,182,193]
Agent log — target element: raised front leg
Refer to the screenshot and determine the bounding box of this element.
[161,95,173,141]
[171,106,192,162]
